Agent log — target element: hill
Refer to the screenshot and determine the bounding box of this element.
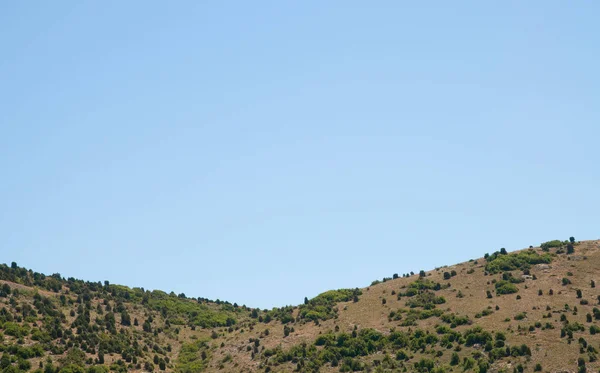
[1,239,599,373]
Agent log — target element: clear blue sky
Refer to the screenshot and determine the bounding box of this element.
[1,2,598,309]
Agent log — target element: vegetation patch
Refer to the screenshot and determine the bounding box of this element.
[298,288,362,322]
[495,280,519,295]
[485,250,552,274]
[176,339,211,373]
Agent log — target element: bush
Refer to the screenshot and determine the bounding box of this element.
[299,288,362,322]
[541,240,563,251]
[514,312,527,321]
[405,292,446,309]
[176,340,210,372]
[495,280,519,295]
[485,250,552,274]
[450,352,460,365]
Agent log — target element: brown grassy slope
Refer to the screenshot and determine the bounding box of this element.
[2,240,599,373]
[207,240,600,373]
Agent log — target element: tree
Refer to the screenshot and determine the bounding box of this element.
[567,243,575,254]
[393,273,398,279]
[450,352,460,366]
[570,237,576,243]
[304,297,308,305]
[144,362,154,372]
[577,289,583,298]
[120,310,131,326]
[0,354,10,369]
[592,280,596,288]
[419,270,426,278]
[443,272,451,280]
[0,283,10,297]
[97,350,104,364]
[500,248,507,255]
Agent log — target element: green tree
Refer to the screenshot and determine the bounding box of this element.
[0,354,10,369]
[98,350,104,364]
[450,352,460,366]
[120,310,131,326]
[0,283,11,297]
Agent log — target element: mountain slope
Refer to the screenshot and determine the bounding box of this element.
[1,239,599,373]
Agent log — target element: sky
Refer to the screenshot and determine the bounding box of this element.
[1,1,599,309]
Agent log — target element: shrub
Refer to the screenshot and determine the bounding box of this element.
[299,288,362,322]
[450,352,460,365]
[495,280,518,295]
[541,240,562,251]
[405,292,446,309]
[485,250,552,274]
[176,340,210,373]
[514,312,527,321]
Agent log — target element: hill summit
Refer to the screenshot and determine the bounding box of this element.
[1,239,599,373]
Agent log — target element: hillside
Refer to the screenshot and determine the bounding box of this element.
[1,239,600,373]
